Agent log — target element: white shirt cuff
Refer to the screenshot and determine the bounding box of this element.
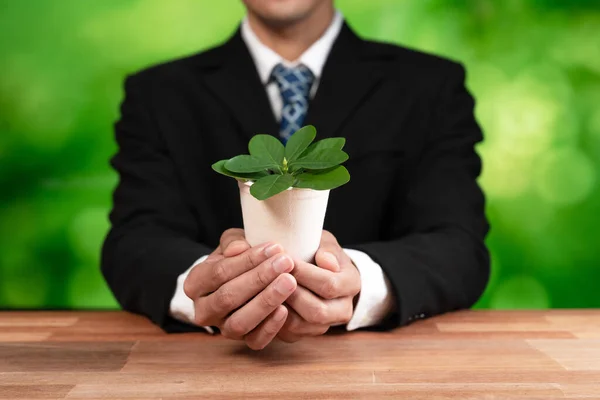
[169,255,214,334]
[343,248,395,331]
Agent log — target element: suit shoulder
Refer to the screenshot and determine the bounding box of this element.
[124,42,226,87]
[362,39,464,75]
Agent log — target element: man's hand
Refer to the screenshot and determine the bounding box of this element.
[278,230,361,343]
[183,229,297,350]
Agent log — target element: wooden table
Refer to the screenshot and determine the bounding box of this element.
[1,311,599,399]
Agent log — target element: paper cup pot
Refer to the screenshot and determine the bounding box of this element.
[238,181,330,263]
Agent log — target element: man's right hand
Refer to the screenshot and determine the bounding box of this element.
[183,229,297,350]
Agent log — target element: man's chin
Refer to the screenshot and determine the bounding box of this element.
[254,10,313,28]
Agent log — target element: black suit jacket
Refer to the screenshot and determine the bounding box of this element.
[101,22,490,333]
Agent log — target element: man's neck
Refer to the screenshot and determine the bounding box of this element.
[246,5,335,62]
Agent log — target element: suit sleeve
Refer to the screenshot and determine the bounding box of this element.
[350,62,490,328]
[101,74,211,333]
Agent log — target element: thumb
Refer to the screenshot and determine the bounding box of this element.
[315,249,340,272]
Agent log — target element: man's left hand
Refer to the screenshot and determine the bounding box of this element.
[278,230,361,343]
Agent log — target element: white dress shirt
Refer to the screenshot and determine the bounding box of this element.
[169,11,395,332]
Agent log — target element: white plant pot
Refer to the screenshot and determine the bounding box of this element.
[238,181,330,262]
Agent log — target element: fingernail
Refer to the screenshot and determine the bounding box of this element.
[264,243,283,258]
[225,240,248,255]
[275,276,296,295]
[272,254,292,273]
[323,252,340,270]
[229,239,245,248]
[274,306,287,322]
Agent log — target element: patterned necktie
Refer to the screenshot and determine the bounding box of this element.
[271,63,315,143]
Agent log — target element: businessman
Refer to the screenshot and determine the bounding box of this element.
[102,0,490,350]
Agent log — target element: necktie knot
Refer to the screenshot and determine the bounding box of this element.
[271,63,315,142]
[271,63,315,104]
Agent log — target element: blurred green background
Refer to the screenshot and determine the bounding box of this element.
[1,0,599,310]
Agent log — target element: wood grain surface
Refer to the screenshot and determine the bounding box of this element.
[0,310,599,399]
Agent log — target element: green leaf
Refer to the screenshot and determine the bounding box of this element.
[300,137,346,158]
[224,155,279,173]
[295,166,350,190]
[284,125,316,163]
[211,160,268,180]
[250,174,294,200]
[291,138,346,173]
[289,149,349,170]
[248,134,284,170]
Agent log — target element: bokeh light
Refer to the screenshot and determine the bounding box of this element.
[490,275,551,309]
[68,207,111,262]
[534,148,596,205]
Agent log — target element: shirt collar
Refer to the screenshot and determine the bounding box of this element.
[241,11,344,84]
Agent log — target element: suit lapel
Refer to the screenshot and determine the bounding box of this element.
[305,23,384,139]
[199,29,280,139]
[196,23,386,141]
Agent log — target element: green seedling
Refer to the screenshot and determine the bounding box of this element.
[212,125,350,200]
